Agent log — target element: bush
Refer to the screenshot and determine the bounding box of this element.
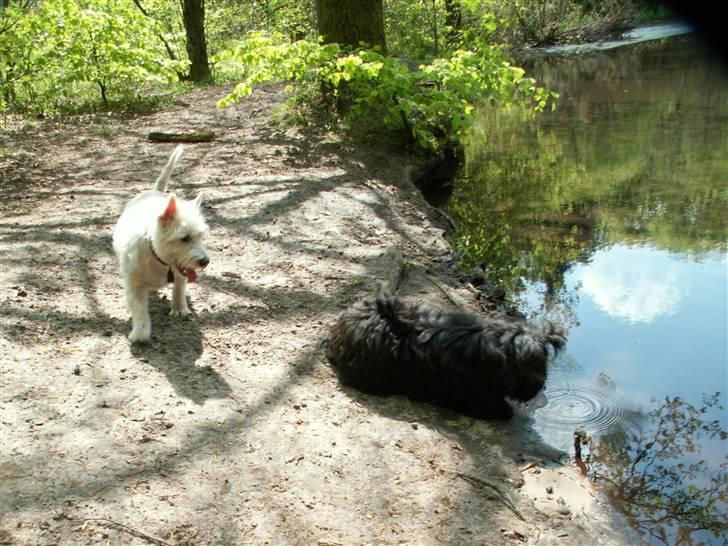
[216,32,556,152]
[0,0,187,114]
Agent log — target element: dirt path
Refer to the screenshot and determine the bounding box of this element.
[0,85,634,545]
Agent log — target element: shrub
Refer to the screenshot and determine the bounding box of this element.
[216,32,556,152]
[0,0,187,114]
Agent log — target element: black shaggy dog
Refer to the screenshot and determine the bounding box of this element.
[325,290,567,420]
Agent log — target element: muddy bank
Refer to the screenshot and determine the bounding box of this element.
[0,84,635,545]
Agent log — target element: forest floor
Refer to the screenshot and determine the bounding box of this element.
[0,84,636,545]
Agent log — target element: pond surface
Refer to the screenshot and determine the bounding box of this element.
[446,32,727,544]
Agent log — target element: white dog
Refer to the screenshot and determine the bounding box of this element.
[112,145,209,343]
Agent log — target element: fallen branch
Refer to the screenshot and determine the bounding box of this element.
[79,518,174,546]
[455,472,526,521]
[427,275,466,311]
[148,130,217,143]
[519,460,540,472]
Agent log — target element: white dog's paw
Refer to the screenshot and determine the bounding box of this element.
[170,308,192,318]
[129,329,151,343]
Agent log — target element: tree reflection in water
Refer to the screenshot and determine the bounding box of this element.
[584,393,727,545]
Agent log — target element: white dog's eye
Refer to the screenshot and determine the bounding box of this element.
[181,235,191,243]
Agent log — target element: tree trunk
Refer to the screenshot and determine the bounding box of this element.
[182,0,211,82]
[317,0,386,54]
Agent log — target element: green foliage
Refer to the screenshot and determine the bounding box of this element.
[384,0,502,59]
[474,0,647,48]
[445,49,728,299]
[444,106,587,298]
[383,0,647,57]
[206,0,316,52]
[216,32,555,152]
[590,394,728,544]
[0,1,649,117]
[0,0,187,114]
[384,0,444,59]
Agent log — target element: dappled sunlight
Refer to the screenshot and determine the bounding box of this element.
[0,82,555,545]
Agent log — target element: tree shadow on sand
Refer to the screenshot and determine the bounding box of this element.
[127,295,232,405]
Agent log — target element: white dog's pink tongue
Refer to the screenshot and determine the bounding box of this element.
[187,270,197,283]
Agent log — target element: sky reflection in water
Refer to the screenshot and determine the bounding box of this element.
[528,246,726,460]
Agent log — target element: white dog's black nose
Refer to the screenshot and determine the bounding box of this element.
[199,256,210,268]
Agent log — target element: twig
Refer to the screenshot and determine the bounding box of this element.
[79,518,174,546]
[427,276,465,311]
[455,472,525,521]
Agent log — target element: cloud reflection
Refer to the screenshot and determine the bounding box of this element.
[577,245,686,323]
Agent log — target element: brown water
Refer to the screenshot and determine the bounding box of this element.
[447,32,728,545]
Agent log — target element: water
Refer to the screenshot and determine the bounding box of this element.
[535,21,694,55]
[446,33,727,544]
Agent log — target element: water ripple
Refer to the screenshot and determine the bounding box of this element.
[535,370,627,437]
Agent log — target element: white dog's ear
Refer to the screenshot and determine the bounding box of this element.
[194,192,204,209]
[160,194,177,223]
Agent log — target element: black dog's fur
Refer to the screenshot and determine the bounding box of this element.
[325,291,566,420]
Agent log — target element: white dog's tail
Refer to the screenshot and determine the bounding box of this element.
[153,145,184,192]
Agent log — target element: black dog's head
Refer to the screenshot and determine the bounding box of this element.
[501,320,566,402]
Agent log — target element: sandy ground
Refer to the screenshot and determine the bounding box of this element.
[0,84,636,545]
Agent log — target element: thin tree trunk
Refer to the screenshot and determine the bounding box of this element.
[181,0,210,82]
[132,0,186,80]
[97,80,108,106]
[431,0,439,55]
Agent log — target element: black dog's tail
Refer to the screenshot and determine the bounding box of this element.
[374,285,411,336]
